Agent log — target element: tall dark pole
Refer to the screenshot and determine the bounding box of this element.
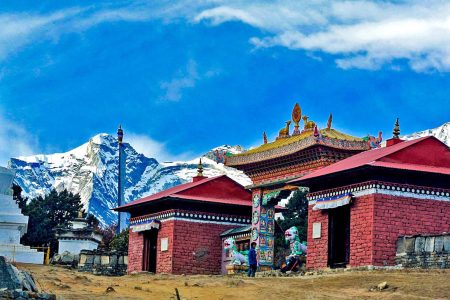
[117,125,124,234]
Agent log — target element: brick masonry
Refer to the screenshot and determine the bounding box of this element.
[127,219,236,274]
[307,188,450,269]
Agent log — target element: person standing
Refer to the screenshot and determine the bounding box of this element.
[247,242,257,277]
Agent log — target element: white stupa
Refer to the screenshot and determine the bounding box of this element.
[0,167,43,264]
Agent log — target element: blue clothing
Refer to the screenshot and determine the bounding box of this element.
[248,248,257,265]
[247,264,257,277]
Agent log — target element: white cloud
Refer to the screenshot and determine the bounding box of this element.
[195,0,450,72]
[3,1,450,72]
[0,113,40,166]
[159,59,220,102]
[126,132,192,162]
[126,132,167,160]
[160,60,199,102]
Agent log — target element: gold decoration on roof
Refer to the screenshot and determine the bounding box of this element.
[277,120,291,139]
[239,128,364,156]
[197,158,204,176]
[292,103,302,135]
[263,132,268,144]
[393,118,400,139]
[327,113,333,130]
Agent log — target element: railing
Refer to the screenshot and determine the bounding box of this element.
[0,244,50,265]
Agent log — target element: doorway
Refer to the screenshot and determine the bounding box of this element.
[328,205,350,268]
[142,230,157,272]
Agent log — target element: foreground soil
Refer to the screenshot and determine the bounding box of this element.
[17,263,450,300]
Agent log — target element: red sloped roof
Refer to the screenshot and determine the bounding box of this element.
[289,136,450,183]
[115,175,252,211]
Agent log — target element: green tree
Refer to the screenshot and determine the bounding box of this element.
[12,184,27,212]
[277,190,308,241]
[109,228,129,252]
[22,189,82,251]
[274,190,308,267]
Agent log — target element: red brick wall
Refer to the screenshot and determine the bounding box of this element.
[127,229,144,273]
[306,206,328,269]
[156,220,175,273]
[372,194,450,266]
[171,220,236,275]
[349,194,375,267]
[307,192,450,270]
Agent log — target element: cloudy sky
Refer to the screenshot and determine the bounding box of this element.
[1,0,450,164]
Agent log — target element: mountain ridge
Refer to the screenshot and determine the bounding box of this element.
[8,121,450,225]
[9,133,250,225]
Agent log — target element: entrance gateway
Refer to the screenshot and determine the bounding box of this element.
[143,230,157,272]
[328,205,350,268]
[226,103,370,269]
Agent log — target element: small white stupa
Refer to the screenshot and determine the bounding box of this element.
[0,167,43,264]
[55,211,103,255]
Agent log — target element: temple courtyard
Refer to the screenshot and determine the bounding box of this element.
[18,263,450,299]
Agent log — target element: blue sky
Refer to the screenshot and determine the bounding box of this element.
[1,1,450,164]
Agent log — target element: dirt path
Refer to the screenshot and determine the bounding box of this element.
[17,263,450,300]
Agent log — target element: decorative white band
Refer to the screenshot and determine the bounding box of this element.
[159,217,250,226]
[308,183,450,205]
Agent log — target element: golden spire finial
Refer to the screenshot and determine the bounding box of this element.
[263,132,268,144]
[197,158,204,177]
[327,113,333,130]
[393,118,400,139]
[78,210,83,218]
[292,103,302,135]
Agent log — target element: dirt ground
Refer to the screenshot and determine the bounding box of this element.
[17,263,450,300]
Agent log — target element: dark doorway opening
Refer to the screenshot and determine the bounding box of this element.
[143,230,157,272]
[328,205,350,268]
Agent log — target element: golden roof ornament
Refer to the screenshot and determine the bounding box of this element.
[292,103,302,135]
[327,113,333,130]
[393,118,400,139]
[277,121,291,139]
[197,158,204,177]
[263,132,268,144]
[78,210,83,218]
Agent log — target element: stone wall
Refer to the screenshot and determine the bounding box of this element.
[78,250,128,276]
[396,234,450,268]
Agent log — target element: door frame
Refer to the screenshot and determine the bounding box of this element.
[327,205,350,268]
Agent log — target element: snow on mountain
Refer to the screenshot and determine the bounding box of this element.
[401,121,450,146]
[8,134,250,225]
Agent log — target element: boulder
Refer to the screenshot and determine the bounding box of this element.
[0,256,38,292]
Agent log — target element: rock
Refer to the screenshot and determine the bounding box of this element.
[105,286,116,293]
[377,281,388,290]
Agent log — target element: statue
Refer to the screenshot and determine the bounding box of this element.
[278,121,291,139]
[224,237,248,265]
[281,226,307,273]
[365,131,383,148]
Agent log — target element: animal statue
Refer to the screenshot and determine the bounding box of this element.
[223,237,248,265]
[281,226,307,273]
[278,121,291,138]
[366,131,383,148]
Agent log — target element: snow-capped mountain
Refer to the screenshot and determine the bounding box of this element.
[8,134,250,225]
[402,121,450,146]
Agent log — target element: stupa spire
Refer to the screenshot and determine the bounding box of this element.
[393,118,400,139]
[197,158,204,177]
